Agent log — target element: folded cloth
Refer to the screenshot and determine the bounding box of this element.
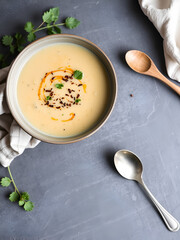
[139,0,180,82]
[0,66,40,167]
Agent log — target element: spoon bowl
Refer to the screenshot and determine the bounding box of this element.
[114,150,143,181]
[125,50,151,73]
[114,149,180,232]
[125,50,180,95]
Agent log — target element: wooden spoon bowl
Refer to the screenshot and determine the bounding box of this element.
[125,50,180,95]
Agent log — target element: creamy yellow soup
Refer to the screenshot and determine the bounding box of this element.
[18,43,109,137]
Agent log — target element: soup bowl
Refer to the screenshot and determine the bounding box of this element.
[6,34,117,144]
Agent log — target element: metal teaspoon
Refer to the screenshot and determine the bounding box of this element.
[114,149,180,232]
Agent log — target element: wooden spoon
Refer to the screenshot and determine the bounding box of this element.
[125,50,180,95]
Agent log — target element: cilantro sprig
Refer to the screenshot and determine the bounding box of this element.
[0,7,80,68]
[0,166,34,211]
[24,7,80,41]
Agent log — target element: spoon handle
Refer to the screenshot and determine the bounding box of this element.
[149,63,180,95]
[139,178,180,232]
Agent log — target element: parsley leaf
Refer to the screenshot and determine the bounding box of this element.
[49,7,59,23]
[27,32,36,42]
[74,70,83,80]
[19,200,25,206]
[47,26,61,35]
[2,34,25,56]
[10,45,15,54]
[54,26,61,33]
[24,22,34,33]
[47,27,57,35]
[15,33,25,52]
[75,99,81,103]
[43,7,59,24]
[42,10,53,24]
[24,201,34,211]
[65,17,80,29]
[46,96,52,100]
[2,35,13,46]
[1,177,11,187]
[15,33,23,41]
[21,192,30,201]
[25,22,36,42]
[9,192,19,202]
[55,83,64,89]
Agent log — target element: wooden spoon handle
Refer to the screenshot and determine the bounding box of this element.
[147,62,180,95]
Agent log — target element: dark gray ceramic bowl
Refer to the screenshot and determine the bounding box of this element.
[6,34,117,144]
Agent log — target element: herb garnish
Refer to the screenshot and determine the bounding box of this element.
[0,7,80,68]
[0,166,34,211]
[46,96,52,101]
[74,70,83,80]
[0,7,81,212]
[55,83,64,89]
[75,99,81,103]
[65,17,80,29]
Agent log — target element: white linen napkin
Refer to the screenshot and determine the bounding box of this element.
[0,66,40,167]
[139,0,180,82]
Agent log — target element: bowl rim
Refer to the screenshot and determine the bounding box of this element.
[6,34,118,144]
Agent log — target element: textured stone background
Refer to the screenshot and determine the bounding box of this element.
[0,0,180,239]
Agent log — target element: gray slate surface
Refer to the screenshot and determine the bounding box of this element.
[1,0,180,239]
